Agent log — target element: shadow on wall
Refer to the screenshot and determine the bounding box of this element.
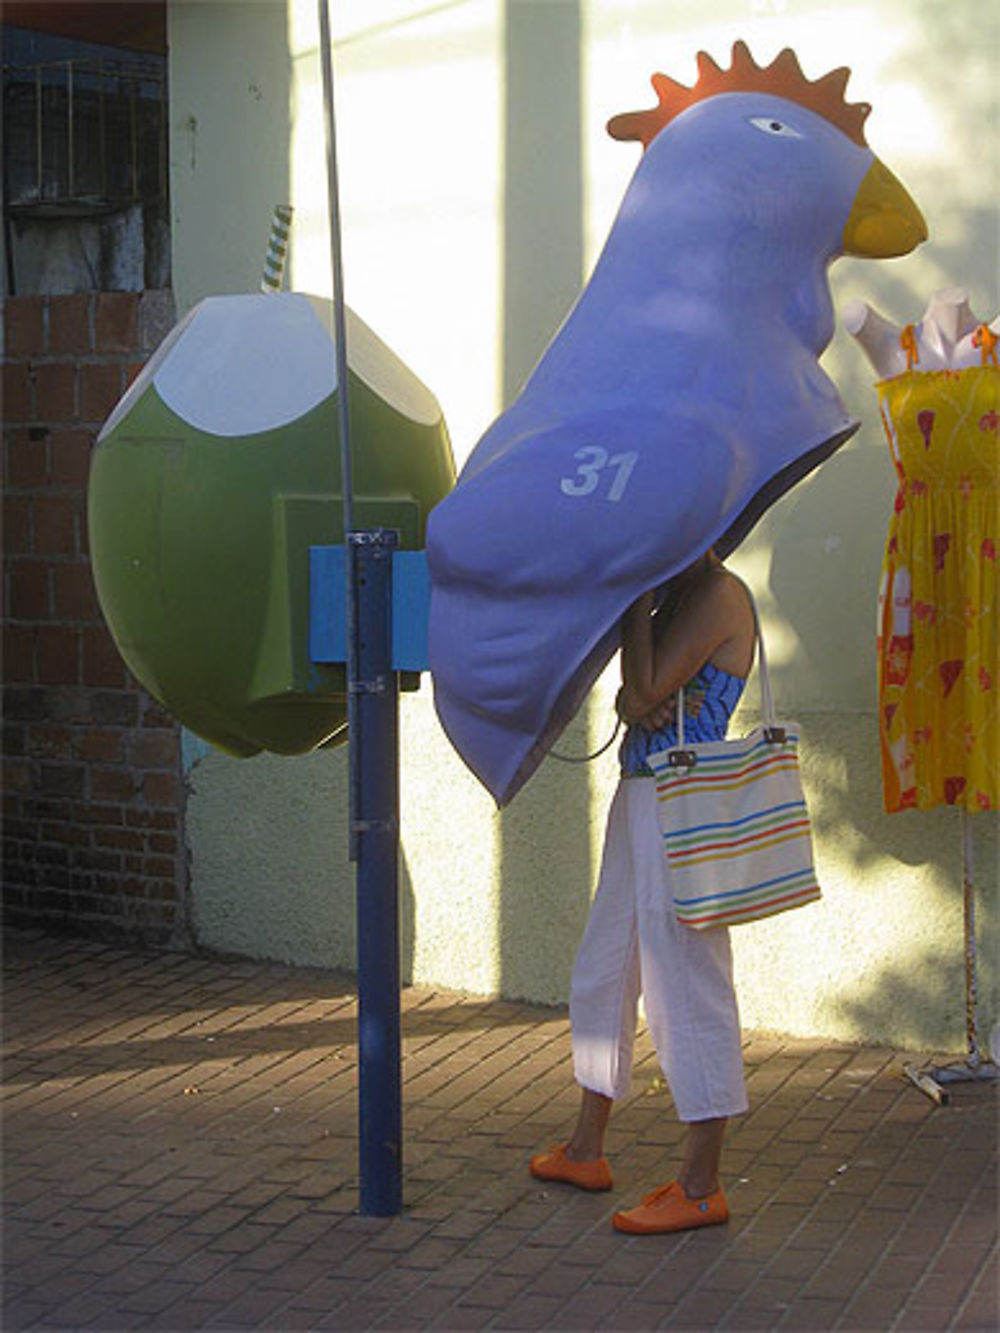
[185,747,408,982]
[170,0,297,308]
[768,413,997,1048]
[800,714,996,1050]
[766,445,894,712]
[896,0,1000,303]
[497,1,592,1004]
[498,704,605,1006]
[835,839,998,1056]
[499,0,584,403]
[839,934,998,1056]
[768,427,998,1050]
[832,0,998,334]
[766,0,1000,1051]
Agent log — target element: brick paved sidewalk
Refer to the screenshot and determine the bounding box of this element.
[2,929,996,1332]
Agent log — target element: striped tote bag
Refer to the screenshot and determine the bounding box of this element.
[647,625,821,931]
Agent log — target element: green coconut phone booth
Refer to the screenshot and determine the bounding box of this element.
[88,292,455,757]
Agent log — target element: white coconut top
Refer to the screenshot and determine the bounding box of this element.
[98,293,441,441]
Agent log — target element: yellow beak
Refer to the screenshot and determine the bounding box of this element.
[842,158,928,258]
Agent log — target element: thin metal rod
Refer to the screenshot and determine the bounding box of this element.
[961,811,983,1067]
[35,67,43,198]
[317,0,355,537]
[904,814,998,1103]
[129,70,138,200]
[317,0,360,864]
[66,62,75,198]
[98,59,107,200]
[159,66,167,201]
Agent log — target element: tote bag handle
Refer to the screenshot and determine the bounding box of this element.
[677,579,781,748]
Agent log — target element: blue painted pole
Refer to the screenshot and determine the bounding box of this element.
[351,528,403,1217]
[317,0,403,1216]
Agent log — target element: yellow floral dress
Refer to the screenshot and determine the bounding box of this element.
[876,352,998,813]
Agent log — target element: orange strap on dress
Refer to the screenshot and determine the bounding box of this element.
[899,324,919,370]
[972,323,998,367]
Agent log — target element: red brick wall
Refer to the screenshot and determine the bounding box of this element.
[3,291,186,946]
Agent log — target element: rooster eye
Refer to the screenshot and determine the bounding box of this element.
[748,115,804,139]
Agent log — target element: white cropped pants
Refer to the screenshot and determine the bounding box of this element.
[570,777,749,1122]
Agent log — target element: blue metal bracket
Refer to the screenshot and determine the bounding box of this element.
[309,545,430,671]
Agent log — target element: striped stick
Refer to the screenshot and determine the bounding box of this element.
[260,204,294,293]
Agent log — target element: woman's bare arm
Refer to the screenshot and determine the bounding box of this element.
[617,574,753,726]
[619,591,657,715]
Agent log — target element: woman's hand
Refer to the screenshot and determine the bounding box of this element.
[635,695,677,733]
[615,686,677,732]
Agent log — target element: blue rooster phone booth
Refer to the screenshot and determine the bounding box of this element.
[427,41,926,807]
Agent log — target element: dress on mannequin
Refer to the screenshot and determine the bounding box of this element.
[845,289,999,813]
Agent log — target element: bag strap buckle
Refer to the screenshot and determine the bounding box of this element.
[763,726,787,744]
[667,749,698,769]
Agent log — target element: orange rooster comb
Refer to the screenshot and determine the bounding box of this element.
[607,40,871,150]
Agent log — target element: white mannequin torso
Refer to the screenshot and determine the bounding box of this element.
[843,286,999,377]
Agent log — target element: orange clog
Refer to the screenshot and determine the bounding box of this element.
[612,1179,729,1234]
[529,1143,613,1192]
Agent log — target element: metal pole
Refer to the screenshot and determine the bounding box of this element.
[317,0,358,850]
[158,64,167,202]
[352,530,403,1216]
[904,812,998,1102]
[129,70,138,201]
[316,0,403,1217]
[961,811,983,1068]
[35,67,43,200]
[316,1,354,536]
[98,59,107,201]
[66,62,75,199]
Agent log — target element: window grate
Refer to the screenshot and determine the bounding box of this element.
[2,55,167,217]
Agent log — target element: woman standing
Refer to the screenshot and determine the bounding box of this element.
[531,551,757,1233]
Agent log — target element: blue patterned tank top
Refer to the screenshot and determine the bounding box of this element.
[619,660,747,776]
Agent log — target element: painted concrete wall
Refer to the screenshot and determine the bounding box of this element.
[169,0,998,1051]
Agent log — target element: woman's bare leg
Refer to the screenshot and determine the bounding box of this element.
[566,1088,612,1160]
[612,1115,730,1232]
[677,1116,727,1197]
